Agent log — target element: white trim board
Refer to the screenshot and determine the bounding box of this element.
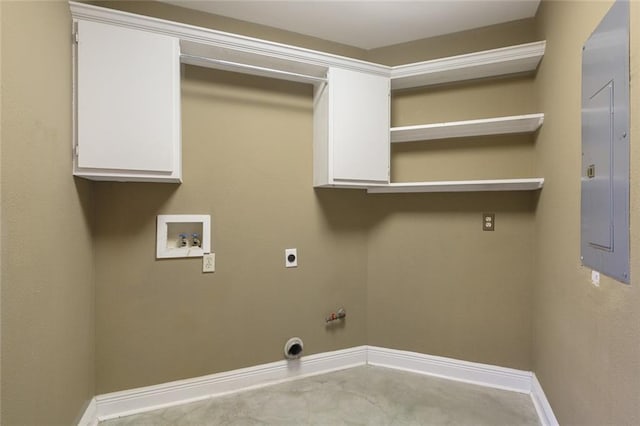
[68,2,387,77]
[531,374,560,426]
[368,346,558,426]
[94,346,367,421]
[69,2,545,90]
[77,397,98,426]
[367,346,532,394]
[79,346,557,426]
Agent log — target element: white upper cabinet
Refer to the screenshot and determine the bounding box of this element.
[314,68,390,187]
[74,20,181,182]
[69,3,545,193]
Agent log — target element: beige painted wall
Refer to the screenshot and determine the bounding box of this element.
[91,6,541,393]
[533,1,640,424]
[365,20,539,370]
[0,1,95,425]
[94,68,369,393]
[366,191,536,370]
[3,1,638,423]
[389,77,537,183]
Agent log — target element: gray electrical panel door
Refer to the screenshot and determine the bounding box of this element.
[581,0,630,283]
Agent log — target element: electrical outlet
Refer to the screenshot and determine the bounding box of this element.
[203,253,215,273]
[483,213,495,231]
[285,248,297,268]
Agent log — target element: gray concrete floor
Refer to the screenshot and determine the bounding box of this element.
[101,365,540,425]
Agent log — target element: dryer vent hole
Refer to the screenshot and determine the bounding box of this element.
[288,344,302,357]
[284,337,304,360]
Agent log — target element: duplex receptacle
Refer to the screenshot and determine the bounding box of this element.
[482,213,495,231]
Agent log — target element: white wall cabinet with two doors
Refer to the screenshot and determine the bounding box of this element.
[71,2,544,193]
[71,5,389,186]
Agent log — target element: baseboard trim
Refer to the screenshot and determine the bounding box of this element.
[95,345,367,421]
[367,346,532,394]
[531,374,559,426]
[80,346,556,426]
[77,397,98,426]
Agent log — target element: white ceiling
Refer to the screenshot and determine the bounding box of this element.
[161,1,541,50]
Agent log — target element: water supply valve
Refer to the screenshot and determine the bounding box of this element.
[325,307,346,323]
[192,233,201,248]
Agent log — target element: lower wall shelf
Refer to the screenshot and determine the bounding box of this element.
[366,178,544,193]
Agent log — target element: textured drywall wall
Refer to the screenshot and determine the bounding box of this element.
[389,76,537,183]
[91,4,542,392]
[533,1,640,424]
[0,1,95,424]
[364,19,539,370]
[366,191,536,370]
[3,1,638,422]
[94,67,369,393]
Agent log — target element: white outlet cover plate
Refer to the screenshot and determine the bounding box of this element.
[203,253,215,273]
[285,248,297,268]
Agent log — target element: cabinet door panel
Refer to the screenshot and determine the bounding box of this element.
[77,20,179,173]
[330,68,389,183]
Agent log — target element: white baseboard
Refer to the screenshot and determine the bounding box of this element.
[531,374,559,426]
[95,345,367,421]
[78,345,556,426]
[77,397,98,426]
[367,345,533,394]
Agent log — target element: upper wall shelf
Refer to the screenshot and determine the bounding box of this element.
[390,41,546,90]
[367,178,544,194]
[390,113,544,143]
[69,2,544,90]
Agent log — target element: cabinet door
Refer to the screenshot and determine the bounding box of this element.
[75,20,181,181]
[329,68,390,184]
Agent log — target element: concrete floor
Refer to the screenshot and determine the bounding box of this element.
[101,365,540,425]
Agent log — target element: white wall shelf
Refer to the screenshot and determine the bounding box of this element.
[390,113,544,143]
[366,178,544,194]
[390,41,546,90]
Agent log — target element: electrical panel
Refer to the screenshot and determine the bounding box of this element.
[581,0,630,283]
